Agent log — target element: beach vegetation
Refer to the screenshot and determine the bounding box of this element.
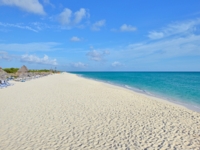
[3,68,19,73]
[28,69,52,72]
[3,68,57,74]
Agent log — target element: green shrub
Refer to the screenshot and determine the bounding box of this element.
[3,68,19,73]
[3,68,53,73]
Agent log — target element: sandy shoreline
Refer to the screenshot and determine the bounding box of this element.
[76,74,200,113]
[0,73,200,149]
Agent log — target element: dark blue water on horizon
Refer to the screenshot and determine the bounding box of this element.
[70,72,200,111]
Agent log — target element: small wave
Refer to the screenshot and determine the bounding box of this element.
[124,85,147,94]
[193,105,200,110]
[125,85,132,89]
[77,74,83,77]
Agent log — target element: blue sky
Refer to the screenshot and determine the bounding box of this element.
[0,0,200,71]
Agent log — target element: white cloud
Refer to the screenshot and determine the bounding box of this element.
[123,18,200,61]
[87,49,109,61]
[0,0,46,15]
[58,8,72,26]
[120,24,137,32]
[43,0,54,8]
[91,20,106,31]
[148,32,164,39]
[87,50,102,61]
[0,42,61,52]
[148,18,200,39]
[112,61,122,67]
[127,34,200,59]
[70,36,81,42]
[101,34,200,70]
[0,21,55,32]
[104,19,200,70]
[74,8,87,24]
[30,22,52,31]
[0,51,12,61]
[71,62,87,68]
[0,22,38,32]
[0,51,58,65]
[58,8,89,27]
[21,54,57,65]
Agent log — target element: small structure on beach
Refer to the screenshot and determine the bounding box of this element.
[0,67,6,74]
[16,65,29,77]
[0,67,8,80]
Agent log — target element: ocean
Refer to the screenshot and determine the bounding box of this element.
[70,72,200,111]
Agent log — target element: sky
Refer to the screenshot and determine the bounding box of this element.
[0,0,200,71]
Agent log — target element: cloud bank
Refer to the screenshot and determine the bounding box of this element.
[21,54,57,65]
[0,0,46,15]
[148,18,200,39]
[0,51,12,61]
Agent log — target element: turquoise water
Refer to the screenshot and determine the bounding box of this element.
[70,72,200,110]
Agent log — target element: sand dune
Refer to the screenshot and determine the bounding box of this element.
[0,73,200,149]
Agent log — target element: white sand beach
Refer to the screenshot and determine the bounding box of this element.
[0,73,200,149]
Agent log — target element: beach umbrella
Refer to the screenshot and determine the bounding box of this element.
[16,65,29,77]
[0,67,8,80]
[0,67,7,74]
[0,75,7,80]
